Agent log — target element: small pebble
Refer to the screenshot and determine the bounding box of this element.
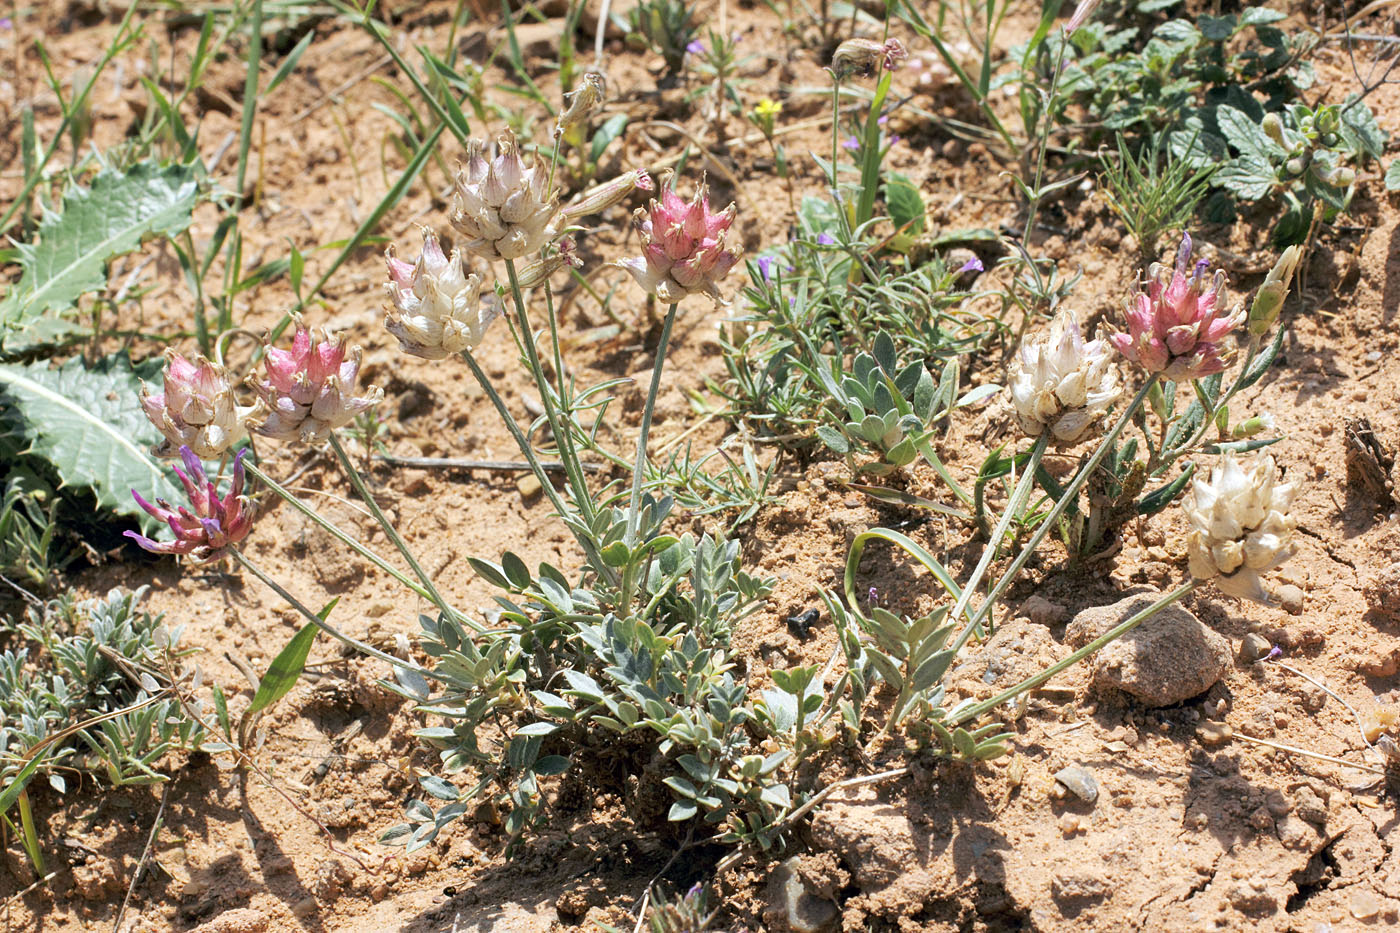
[516,474,542,502]
[1196,721,1233,746]
[1053,766,1099,805]
[1276,584,1304,616]
[1239,633,1272,664]
[1349,888,1380,920]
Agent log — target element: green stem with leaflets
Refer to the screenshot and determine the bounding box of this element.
[954,376,1160,646]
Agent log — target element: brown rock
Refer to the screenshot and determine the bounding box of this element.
[189,909,269,933]
[1065,591,1230,707]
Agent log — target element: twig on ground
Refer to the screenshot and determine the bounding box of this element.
[375,453,605,472]
[1232,732,1388,776]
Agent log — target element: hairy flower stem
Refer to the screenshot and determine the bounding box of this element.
[328,433,456,624]
[947,434,1048,653]
[231,548,457,685]
[503,258,595,524]
[950,580,1198,727]
[954,376,1159,646]
[626,302,680,546]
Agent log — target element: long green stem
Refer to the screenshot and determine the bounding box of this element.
[504,258,595,523]
[950,580,1199,727]
[242,461,486,630]
[626,302,680,545]
[947,434,1048,653]
[959,376,1159,640]
[232,548,459,686]
[327,433,455,623]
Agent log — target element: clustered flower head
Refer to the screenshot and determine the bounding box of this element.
[450,131,558,261]
[126,447,254,562]
[831,37,908,79]
[1185,452,1298,604]
[384,230,496,360]
[1009,309,1122,445]
[251,318,383,442]
[1112,233,1243,381]
[618,174,742,305]
[141,350,251,459]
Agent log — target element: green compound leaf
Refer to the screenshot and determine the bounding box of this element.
[0,161,200,354]
[0,353,180,531]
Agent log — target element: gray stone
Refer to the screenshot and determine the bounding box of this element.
[1022,594,1067,626]
[1276,584,1305,615]
[770,857,838,933]
[1239,632,1272,664]
[1053,766,1099,805]
[1065,591,1231,707]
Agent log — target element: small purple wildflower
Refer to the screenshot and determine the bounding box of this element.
[957,256,984,274]
[0,17,12,28]
[756,255,775,283]
[126,447,255,563]
[842,136,860,151]
[816,233,836,245]
[867,586,878,605]
[686,39,705,54]
[1264,645,1283,662]
[878,114,888,125]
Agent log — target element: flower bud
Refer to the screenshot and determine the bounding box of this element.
[450,131,559,261]
[1009,309,1122,445]
[830,38,907,79]
[1112,232,1243,381]
[126,447,255,563]
[1185,452,1297,604]
[1261,112,1286,148]
[250,317,384,443]
[1314,107,1340,135]
[1247,245,1302,337]
[559,170,653,225]
[1284,153,1309,176]
[556,71,606,139]
[1231,413,1274,439]
[1313,163,1355,188]
[141,350,253,459]
[617,173,742,305]
[1066,0,1101,32]
[384,229,496,360]
[514,236,583,289]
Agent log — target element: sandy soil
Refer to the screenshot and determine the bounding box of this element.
[2,0,1399,931]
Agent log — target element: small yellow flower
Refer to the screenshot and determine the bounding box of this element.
[755,98,782,119]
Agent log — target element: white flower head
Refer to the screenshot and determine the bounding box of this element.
[449,131,558,261]
[1186,453,1298,604]
[384,230,497,360]
[1009,309,1122,445]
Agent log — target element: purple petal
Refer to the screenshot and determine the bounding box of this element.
[817,233,836,245]
[958,256,984,274]
[686,40,704,54]
[842,136,860,151]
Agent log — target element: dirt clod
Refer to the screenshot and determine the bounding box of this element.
[1065,592,1230,707]
[188,908,268,933]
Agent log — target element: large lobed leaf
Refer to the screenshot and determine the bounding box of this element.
[0,162,199,355]
[0,353,179,531]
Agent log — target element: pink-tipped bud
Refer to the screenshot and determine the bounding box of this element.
[617,173,742,306]
[450,131,559,261]
[560,170,653,225]
[250,317,384,443]
[140,350,253,459]
[1110,233,1244,381]
[384,229,496,360]
[125,447,255,563]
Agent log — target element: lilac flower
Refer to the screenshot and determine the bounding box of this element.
[816,233,836,245]
[867,586,879,605]
[1265,645,1283,661]
[756,255,776,283]
[686,39,705,54]
[126,447,255,563]
[842,136,860,151]
[957,256,984,274]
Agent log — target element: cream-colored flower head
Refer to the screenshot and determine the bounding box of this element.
[1008,309,1122,445]
[1186,453,1297,603]
[384,229,496,360]
[140,350,253,459]
[449,130,558,261]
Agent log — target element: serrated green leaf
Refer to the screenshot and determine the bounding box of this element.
[1387,159,1400,192]
[0,353,181,530]
[1,162,200,353]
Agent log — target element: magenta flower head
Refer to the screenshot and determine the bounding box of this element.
[251,317,384,443]
[126,447,254,562]
[141,349,251,459]
[618,174,742,305]
[1111,233,1244,381]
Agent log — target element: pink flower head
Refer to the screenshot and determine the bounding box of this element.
[617,174,742,305]
[1110,233,1243,381]
[126,447,254,562]
[140,349,250,459]
[251,317,383,443]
